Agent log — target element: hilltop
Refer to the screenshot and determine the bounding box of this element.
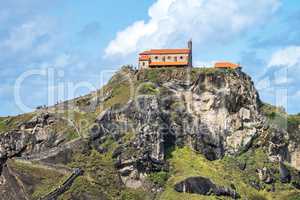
[0,66,300,200]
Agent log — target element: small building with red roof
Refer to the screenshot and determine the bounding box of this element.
[138,40,193,69]
[214,62,241,69]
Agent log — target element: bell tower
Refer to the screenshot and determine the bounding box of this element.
[188,39,193,68]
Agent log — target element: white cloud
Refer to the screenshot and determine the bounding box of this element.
[0,16,59,62]
[294,90,300,97]
[260,46,300,109]
[3,21,46,52]
[274,75,293,85]
[268,46,300,67]
[105,0,280,57]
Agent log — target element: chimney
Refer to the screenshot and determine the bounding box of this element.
[188,39,193,68]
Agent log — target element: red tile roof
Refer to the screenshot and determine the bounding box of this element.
[149,61,188,66]
[214,62,241,69]
[139,55,150,61]
[140,49,190,55]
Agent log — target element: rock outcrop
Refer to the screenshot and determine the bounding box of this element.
[174,176,240,199]
[90,69,265,187]
[0,67,299,199]
[0,112,79,174]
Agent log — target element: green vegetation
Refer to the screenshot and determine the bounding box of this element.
[95,69,134,114]
[75,95,93,108]
[262,103,300,143]
[137,67,237,85]
[8,160,70,200]
[262,103,286,117]
[2,67,300,200]
[63,149,151,200]
[147,171,169,187]
[65,130,78,141]
[159,147,300,200]
[262,103,288,129]
[139,68,175,83]
[120,189,152,200]
[103,82,131,110]
[0,113,35,133]
[0,117,8,133]
[282,192,300,200]
[90,66,238,116]
[160,147,259,200]
[123,131,135,143]
[138,82,159,95]
[60,110,97,139]
[287,114,300,143]
[191,67,223,76]
[248,194,268,200]
[65,150,120,199]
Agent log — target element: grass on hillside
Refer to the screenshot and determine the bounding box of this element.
[159,147,300,200]
[138,82,160,95]
[8,160,70,200]
[94,69,134,115]
[63,148,152,200]
[0,113,35,133]
[0,117,8,133]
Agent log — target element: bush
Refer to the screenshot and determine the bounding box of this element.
[147,171,169,187]
[138,83,159,95]
[121,189,149,200]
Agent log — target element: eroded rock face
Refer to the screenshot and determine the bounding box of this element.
[291,148,300,171]
[265,126,300,171]
[90,70,265,187]
[174,176,240,199]
[268,129,290,162]
[0,112,73,165]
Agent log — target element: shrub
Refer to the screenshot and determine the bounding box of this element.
[138,83,159,95]
[147,171,169,187]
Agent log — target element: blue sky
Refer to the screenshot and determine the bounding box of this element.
[0,0,300,116]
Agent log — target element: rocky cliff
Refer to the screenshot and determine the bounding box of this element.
[0,67,299,200]
[91,68,264,187]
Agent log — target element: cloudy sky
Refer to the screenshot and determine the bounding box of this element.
[0,0,300,116]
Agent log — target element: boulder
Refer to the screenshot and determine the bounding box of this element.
[256,167,274,184]
[174,176,240,199]
[279,162,291,183]
[174,176,215,195]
